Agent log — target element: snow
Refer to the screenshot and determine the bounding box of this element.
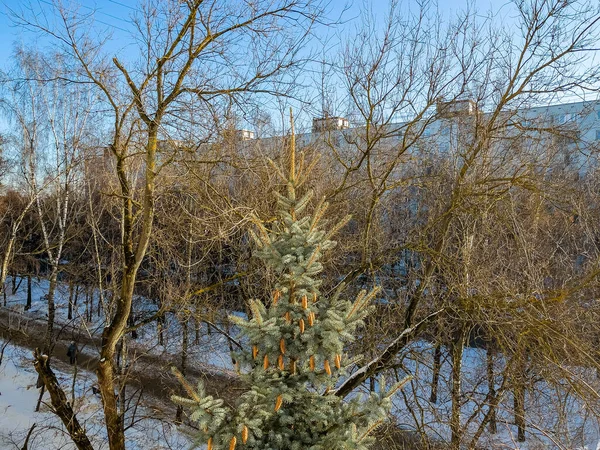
[0,276,229,449]
[5,275,600,449]
[0,340,193,449]
[0,343,100,449]
[392,341,600,449]
[2,276,236,373]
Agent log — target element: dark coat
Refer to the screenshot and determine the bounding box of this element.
[66,343,77,364]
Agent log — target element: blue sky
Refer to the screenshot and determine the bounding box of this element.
[0,0,514,71]
[0,0,524,134]
[0,0,138,67]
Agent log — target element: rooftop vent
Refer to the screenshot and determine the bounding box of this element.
[437,99,477,118]
[312,116,349,133]
[235,129,255,141]
[222,129,256,141]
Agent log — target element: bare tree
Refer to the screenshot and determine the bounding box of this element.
[332,0,600,399]
[11,1,326,448]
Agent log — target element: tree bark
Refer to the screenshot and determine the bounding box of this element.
[450,328,466,450]
[430,343,442,404]
[68,279,74,320]
[26,274,32,311]
[97,126,157,450]
[45,268,59,353]
[97,272,136,450]
[514,348,526,442]
[67,280,74,320]
[175,317,189,424]
[32,349,94,450]
[20,423,36,450]
[487,346,497,434]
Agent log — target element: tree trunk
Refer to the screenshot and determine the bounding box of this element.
[487,346,497,434]
[14,276,23,294]
[34,385,45,413]
[128,309,138,340]
[33,349,94,450]
[175,317,189,423]
[430,343,442,404]
[26,274,32,311]
[46,268,59,353]
[0,240,14,302]
[225,318,236,367]
[85,287,90,322]
[97,269,137,450]
[95,112,158,450]
[450,328,466,450]
[97,287,102,318]
[74,285,79,309]
[118,338,127,432]
[157,303,164,346]
[68,280,74,320]
[195,316,200,344]
[0,258,10,300]
[20,423,36,450]
[514,349,526,442]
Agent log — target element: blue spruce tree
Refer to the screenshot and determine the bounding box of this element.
[173,113,409,450]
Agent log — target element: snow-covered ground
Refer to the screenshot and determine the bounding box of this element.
[0,340,191,449]
[0,276,229,449]
[1,276,236,372]
[4,276,600,449]
[392,340,600,449]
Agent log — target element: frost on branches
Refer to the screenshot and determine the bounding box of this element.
[172,115,408,450]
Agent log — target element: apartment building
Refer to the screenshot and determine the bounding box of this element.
[286,100,600,167]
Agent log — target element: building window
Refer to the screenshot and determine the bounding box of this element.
[596,129,600,140]
[597,110,600,120]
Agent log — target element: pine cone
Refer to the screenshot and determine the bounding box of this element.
[335,354,342,369]
[275,394,283,411]
[324,359,332,376]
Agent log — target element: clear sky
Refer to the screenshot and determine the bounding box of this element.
[0,0,527,135]
[0,0,515,72]
[0,0,138,67]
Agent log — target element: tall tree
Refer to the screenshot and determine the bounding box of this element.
[12,1,325,448]
[174,115,409,449]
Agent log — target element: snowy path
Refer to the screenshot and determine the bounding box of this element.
[0,305,241,407]
[0,339,195,449]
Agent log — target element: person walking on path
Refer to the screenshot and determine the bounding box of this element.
[66,341,77,365]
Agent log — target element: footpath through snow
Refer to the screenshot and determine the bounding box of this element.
[4,276,600,449]
[0,339,192,449]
